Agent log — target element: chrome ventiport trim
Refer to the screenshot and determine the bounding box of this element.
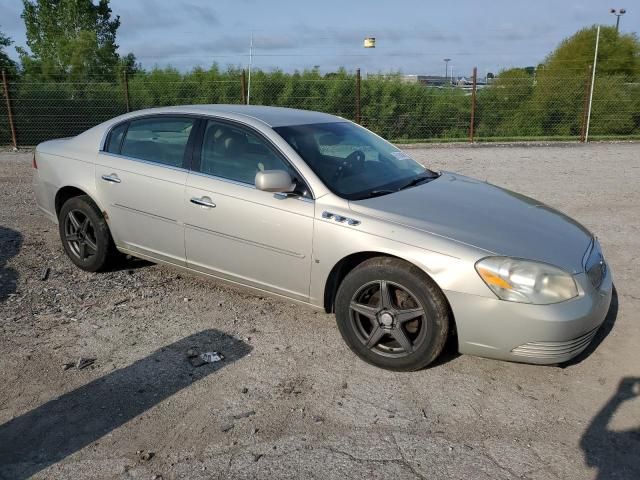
[322,211,361,226]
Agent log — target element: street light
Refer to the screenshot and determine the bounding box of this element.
[443,58,451,84]
[610,8,626,32]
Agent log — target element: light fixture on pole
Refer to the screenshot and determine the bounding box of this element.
[364,37,376,48]
[609,8,626,31]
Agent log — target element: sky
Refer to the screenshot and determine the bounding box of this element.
[1,0,638,76]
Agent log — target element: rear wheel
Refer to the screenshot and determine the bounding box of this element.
[58,195,115,272]
[335,257,449,371]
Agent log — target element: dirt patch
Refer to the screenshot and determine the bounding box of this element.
[1,144,639,479]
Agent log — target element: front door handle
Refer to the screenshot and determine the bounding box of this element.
[101,173,121,184]
[190,197,216,208]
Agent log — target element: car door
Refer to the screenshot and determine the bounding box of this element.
[184,118,314,301]
[95,116,197,266]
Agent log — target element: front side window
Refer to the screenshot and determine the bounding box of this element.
[274,122,436,200]
[199,120,306,193]
[120,117,194,167]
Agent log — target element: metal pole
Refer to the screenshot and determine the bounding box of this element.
[355,68,361,124]
[247,32,253,105]
[123,70,131,113]
[580,64,593,143]
[1,70,18,150]
[585,26,600,143]
[241,70,247,105]
[616,15,620,32]
[469,67,477,142]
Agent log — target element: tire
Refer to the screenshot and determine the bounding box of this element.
[335,257,449,371]
[58,195,115,272]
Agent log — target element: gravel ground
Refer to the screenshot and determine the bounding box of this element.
[0,143,639,480]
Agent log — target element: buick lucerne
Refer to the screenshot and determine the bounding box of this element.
[32,105,612,371]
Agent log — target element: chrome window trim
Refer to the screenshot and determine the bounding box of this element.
[188,170,314,204]
[100,112,317,200]
[195,116,316,200]
[98,151,190,173]
[99,112,202,152]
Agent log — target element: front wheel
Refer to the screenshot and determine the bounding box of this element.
[335,257,450,371]
[58,195,115,272]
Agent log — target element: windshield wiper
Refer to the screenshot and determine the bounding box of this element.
[397,172,438,191]
[360,189,395,199]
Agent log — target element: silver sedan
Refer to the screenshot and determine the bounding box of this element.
[32,105,612,371]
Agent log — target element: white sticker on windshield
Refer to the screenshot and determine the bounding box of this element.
[391,150,412,161]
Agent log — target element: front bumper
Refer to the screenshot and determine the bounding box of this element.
[445,265,613,364]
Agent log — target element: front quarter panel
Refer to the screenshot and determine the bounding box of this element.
[309,194,495,308]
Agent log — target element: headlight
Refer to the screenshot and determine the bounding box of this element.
[475,257,578,304]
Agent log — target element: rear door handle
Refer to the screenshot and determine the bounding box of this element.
[190,197,216,208]
[101,173,121,184]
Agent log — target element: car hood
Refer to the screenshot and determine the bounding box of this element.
[349,172,592,273]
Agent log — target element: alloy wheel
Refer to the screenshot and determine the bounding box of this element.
[64,209,98,261]
[349,280,427,357]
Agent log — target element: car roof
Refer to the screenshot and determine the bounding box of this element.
[124,105,345,128]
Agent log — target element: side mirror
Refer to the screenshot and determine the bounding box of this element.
[255,170,294,193]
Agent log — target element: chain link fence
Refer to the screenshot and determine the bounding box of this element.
[2,65,639,147]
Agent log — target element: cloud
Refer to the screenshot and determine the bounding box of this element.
[115,0,218,40]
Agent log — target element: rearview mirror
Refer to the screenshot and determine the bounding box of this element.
[255,170,294,193]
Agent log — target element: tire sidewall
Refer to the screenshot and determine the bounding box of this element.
[58,196,110,272]
[335,258,449,371]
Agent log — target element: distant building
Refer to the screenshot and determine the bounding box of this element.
[401,74,489,90]
[402,75,451,87]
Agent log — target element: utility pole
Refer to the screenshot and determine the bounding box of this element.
[247,32,253,105]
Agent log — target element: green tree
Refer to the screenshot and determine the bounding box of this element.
[477,68,539,138]
[119,52,141,75]
[543,26,640,78]
[18,0,122,79]
[0,26,17,75]
[532,25,640,136]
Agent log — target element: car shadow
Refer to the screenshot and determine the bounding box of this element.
[0,225,22,302]
[429,329,461,368]
[580,377,640,479]
[103,254,155,273]
[0,329,251,480]
[559,285,618,368]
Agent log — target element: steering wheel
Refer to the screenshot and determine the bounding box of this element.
[333,150,366,182]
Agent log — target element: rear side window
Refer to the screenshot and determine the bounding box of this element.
[120,117,194,167]
[105,123,127,153]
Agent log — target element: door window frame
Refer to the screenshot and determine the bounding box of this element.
[190,116,315,200]
[100,114,202,171]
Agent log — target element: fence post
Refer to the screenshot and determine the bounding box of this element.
[355,68,361,124]
[123,70,131,113]
[2,70,18,150]
[469,67,477,143]
[241,70,247,105]
[584,25,600,143]
[580,64,593,143]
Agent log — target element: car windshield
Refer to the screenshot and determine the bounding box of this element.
[274,122,437,200]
